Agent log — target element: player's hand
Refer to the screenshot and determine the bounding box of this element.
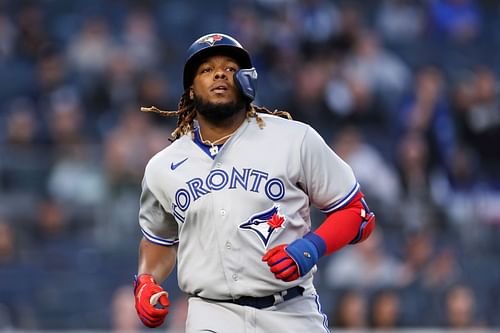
[262,237,320,282]
[133,274,169,328]
[262,244,299,282]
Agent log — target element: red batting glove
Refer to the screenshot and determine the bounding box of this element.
[262,244,299,282]
[133,274,169,328]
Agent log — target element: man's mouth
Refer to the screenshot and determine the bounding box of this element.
[212,85,228,93]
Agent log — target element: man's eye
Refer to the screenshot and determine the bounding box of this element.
[225,67,236,72]
[201,68,211,73]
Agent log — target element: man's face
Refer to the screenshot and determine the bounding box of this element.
[191,55,241,104]
[190,55,246,123]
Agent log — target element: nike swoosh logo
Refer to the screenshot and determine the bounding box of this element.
[170,157,188,170]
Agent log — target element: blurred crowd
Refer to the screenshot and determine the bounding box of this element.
[1,0,500,330]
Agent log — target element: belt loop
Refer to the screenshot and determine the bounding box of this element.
[273,292,285,306]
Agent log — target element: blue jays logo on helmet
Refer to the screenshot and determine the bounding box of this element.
[239,205,286,248]
[198,34,224,46]
[183,33,258,101]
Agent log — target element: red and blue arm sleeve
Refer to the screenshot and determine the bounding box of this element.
[309,191,376,256]
[263,190,376,280]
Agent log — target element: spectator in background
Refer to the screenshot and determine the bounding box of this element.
[45,87,90,154]
[31,198,73,250]
[331,289,367,329]
[429,144,482,245]
[325,229,405,291]
[331,126,402,216]
[166,294,189,333]
[136,71,172,112]
[286,58,332,127]
[25,196,104,329]
[332,5,365,56]
[395,133,449,236]
[122,11,161,72]
[66,16,115,75]
[102,104,171,192]
[27,197,96,272]
[14,3,50,61]
[442,283,485,328]
[374,0,427,68]
[94,105,171,250]
[452,66,500,180]
[396,66,456,170]
[376,0,425,45]
[432,144,479,196]
[35,47,69,104]
[395,131,434,223]
[368,288,402,329]
[0,98,49,194]
[398,230,462,325]
[0,219,16,265]
[45,87,107,215]
[325,29,412,128]
[227,6,265,56]
[0,218,38,329]
[428,0,482,44]
[399,231,437,287]
[0,13,17,62]
[258,9,302,106]
[397,230,436,326]
[324,61,374,127]
[431,245,461,282]
[343,30,412,113]
[80,46,138,118]
[292,0,341,46]
[47,143,106,210]
[110,285,140,332]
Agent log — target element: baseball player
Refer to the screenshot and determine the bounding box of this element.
[134,33,376,332]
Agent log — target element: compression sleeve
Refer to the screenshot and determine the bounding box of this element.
[311,191,376,256]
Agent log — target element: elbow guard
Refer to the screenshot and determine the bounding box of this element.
[349,197,376,244]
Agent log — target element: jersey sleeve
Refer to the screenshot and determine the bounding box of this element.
[299,126,359,214]
[139,177,179,246]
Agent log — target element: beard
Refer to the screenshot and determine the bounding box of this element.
[193,95,246,124]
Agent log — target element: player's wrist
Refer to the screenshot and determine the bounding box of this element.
[285,234,322,276]
[136,273,156,283]
[304,232,327,258]
[134,274,157,294]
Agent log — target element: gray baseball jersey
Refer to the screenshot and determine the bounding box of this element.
[139,114,358,300]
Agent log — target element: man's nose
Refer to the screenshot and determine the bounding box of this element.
[214,69,227,80]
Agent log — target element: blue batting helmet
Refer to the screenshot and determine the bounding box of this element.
[183,33,258,101]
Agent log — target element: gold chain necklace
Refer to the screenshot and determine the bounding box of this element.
[198,128,238,156]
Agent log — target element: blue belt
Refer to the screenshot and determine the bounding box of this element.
[199,286,304,309]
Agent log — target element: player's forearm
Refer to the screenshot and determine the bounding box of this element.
[314,193,375,255]
[138,237,177,283]
[314,203,365,254]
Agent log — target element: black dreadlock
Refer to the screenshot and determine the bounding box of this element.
[141,92,292,142]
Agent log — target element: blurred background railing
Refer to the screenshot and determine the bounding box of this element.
[1,0,500,331]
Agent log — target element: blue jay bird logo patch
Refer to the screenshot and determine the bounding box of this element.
[199,34,223,46]
[239,205,286,248]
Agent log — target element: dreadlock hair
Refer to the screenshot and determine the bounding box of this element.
[141,92,293,142]
[140,91,195,142]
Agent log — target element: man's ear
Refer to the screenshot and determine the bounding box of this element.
[189,88,194,100]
